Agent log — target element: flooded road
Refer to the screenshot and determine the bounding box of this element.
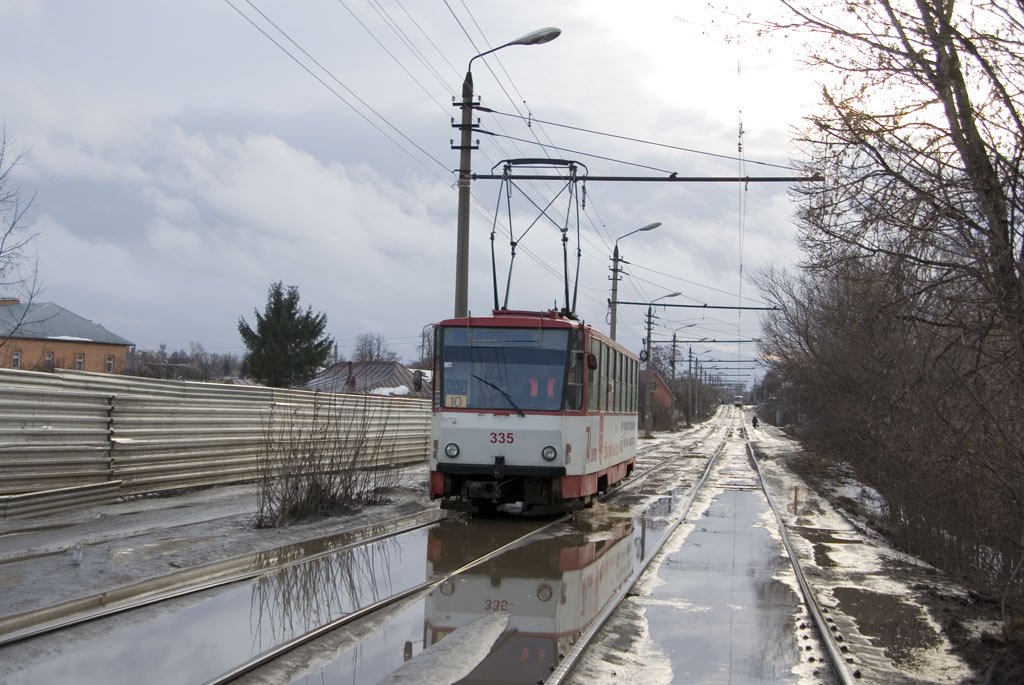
[567,430,829,684]
[0,525,445,684]
[637,489,804,682]
[2,415,820,685]
[249,442,715,684]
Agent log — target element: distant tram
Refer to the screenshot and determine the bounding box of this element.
[429,309,639,515]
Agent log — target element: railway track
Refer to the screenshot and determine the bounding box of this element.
[552,408,859,684]
[0,410,858,684]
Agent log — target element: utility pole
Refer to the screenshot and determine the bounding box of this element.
[670,332,678,430]
[644,305,654,438]
[686,347,693,427]
[695,362,702,421]
[452,27,561,318]
[609,244,621,341]
[452,68,476,318]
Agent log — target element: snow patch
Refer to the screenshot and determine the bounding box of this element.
[378,612,508,684]
[370,385,410,396]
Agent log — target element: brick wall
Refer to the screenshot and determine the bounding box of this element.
[0,338,130,374]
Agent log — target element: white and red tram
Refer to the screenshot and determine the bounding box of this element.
[429,309,639,515]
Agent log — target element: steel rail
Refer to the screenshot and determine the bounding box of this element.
[206,423,728,684]
[204,513,574,685]
[546,421,731,684]
[606,426,722,498]
[0,509,448,648]
[747,438,860,684]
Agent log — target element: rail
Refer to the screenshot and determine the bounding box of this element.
[0,369,430,519]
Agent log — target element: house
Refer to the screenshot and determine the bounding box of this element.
[638,368,674,430]
[306,360,432,399]
[0,300,134,374]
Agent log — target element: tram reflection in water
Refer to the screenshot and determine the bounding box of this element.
[422,519,636,682]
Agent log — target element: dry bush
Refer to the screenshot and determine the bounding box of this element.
[758,260,1024,624]
[253,393,403,528]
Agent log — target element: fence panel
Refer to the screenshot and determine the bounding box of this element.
[0,369,431,517]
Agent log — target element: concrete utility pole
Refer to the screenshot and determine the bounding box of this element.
[609,222,661,341]
[670,332,677,430]
[453,27,561,318]
[644,305,654,438]
[687,347,693,428]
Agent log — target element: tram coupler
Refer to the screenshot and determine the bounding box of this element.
[466,480,501,500]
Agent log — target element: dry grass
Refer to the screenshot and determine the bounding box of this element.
[253,393,402,528]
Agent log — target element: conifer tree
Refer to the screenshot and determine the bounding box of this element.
[238,282,333,387]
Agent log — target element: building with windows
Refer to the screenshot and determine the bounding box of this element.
[639,368,674,430]
[0,299,134,373]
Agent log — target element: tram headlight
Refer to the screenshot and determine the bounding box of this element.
[444,443,460,458]
[536,583,553,602]
[440,580,455,596]
[541,445,557,461]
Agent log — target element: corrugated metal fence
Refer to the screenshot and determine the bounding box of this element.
[0,369,431,519]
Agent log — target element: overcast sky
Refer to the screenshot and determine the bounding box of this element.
[0,0,818,384]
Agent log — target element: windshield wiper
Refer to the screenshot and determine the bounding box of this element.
[471,374,525,417]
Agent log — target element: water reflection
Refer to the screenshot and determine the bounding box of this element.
[0,526,430,685]
[423,517,636,683]
[250,527,401,644]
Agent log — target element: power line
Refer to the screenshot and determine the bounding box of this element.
[363,0,453,98]
[487,109,798,171]
[482,132,677,174]
[334,0,452,115]
[224,0,449,173]
[627,262,774,305]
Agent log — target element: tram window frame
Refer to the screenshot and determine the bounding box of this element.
[610,350,618,409]
[622,358,630,411]
[617,352,625,412]
[565,329,584,411]
[588,340,603,412]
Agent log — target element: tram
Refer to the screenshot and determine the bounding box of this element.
[429,309,640,515]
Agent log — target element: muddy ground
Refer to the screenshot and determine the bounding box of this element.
[783,446,1024,684]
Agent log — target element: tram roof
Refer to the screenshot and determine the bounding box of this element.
[436,309,579,329]
[435,309,636,357]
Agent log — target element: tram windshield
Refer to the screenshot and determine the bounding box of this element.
[438,327,576,412]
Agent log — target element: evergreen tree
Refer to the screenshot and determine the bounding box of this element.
[238,282,333,387]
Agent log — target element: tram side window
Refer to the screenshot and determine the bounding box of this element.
[565,329,584,410]
[633,358,639,411]
[611,350,619,412]
[587,340,602,411]
[616,351,624,412]
[600,343,608,411]
[628,358,636,412]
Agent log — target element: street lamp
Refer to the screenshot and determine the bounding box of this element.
[643,291,680,438]
[454,27,562,318]
[609,221,661,340]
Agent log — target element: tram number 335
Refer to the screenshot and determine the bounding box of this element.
[485,599,510,611]
[490,432,514,444]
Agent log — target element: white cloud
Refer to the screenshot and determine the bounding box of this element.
[2,0,819,371]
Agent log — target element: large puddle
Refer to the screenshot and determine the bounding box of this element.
[639,489,805,683]
[0,462,706,684]
[264,475,699,684]
[0,523,446,684]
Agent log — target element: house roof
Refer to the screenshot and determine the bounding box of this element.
[306,360,432,398]
[0,301,134,346]
[638,369,671,390]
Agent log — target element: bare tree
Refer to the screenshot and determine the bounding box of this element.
[0,126,42,345]
[743,0,1024,626]
[353,332,400,363]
